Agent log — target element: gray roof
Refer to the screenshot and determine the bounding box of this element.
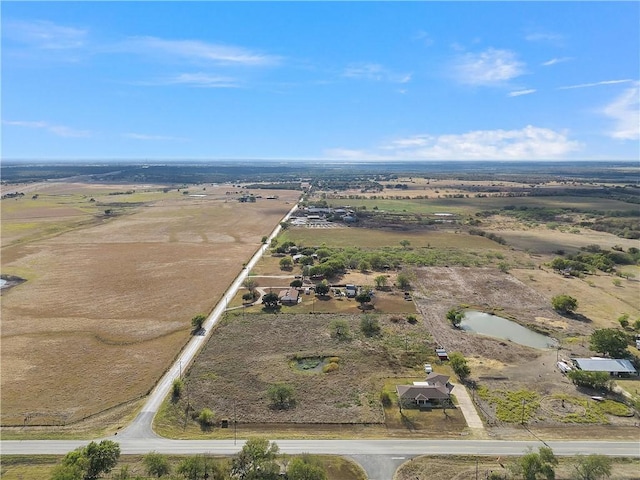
[396,374,453,401]
[572,357,637,374]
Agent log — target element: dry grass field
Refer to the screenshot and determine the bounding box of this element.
[158,310,470,438]
[1,182,300,426]
[395,455,640,480]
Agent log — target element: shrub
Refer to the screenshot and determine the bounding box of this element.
[380,391,392,408]
[330,320,351,340]
[551,294,578,314]
[360,314,380,337]
[198,408,215,427]
[172,378,183,399]
[268,383,296,409]
[406,314,418,324]
[323,362,339,373]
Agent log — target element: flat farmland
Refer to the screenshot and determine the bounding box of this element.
[1,182,300,427]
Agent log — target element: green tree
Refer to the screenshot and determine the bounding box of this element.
[268,383,296,410]
[374,275,388,289]
[198,408,215,427]
[262,292,280,309]
[551,294,578,314]
[231,437,280,480]
[279,257,293,270]
[287,454,328,480]
[567,370,611,390]
[396,272,411,291]
[589,328,629,358]
[143,451,171,478]
[359,260,371,273]
[509,446,557,480]
[242,278,259,293]
[314,281,330,296]
[446,308,464,328]
[242,292,255,302]
[330,319,351,341]
[399,239,411,250]
[572,454,612,480]
[53,440,121,480]
[449,352,471,382]
[172,378,184,399]
[355,291,372,309]
[360,314,380,337]
[290,279,303,288]
[191,314,206,332]
[617,313,630,329]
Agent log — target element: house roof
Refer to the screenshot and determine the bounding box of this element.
[278,289,300,302]
[572,357,637,374]
[396,384,451,401]
[396,373,453,401]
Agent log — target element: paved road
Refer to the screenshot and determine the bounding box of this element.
[2,438,638,457]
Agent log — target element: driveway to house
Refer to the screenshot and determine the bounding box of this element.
[452,382,485,432]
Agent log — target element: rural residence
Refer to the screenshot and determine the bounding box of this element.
[396,373,454,408]
[278,288,300,305]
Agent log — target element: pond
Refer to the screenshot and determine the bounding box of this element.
[0,279,7,288]
[460,310,558,349]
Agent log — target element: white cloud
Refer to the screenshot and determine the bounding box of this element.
[508,89,537,97]
[3,120,91,137]
[451,48,525,86]
[3,19,87,50]
[343,63,411,83]
[541,57,571,67]
[118,36,280,66]
[123,133,189,141]
[327,126,581,161]
[559,79,633,90]
[155,73,240,88]
[525,31,564,44]
[413,30,434,46]
[602,82,640,140]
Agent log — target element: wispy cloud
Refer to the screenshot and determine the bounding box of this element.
[508,89,536,97]
[413,30,434,47]
[541,57,571,67]
[123,133,189,142]
[3,19,88,50]
[141,73,241,88]
[327,126,581,161]
[3,120,91,137]
[451,48,525,86]
[559,79,633,90]
[117,36,281,67]
[343,63,411,83]
[602,82,640,140]
[525,31,564,44]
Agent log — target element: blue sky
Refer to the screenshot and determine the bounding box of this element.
[2,1,639,161]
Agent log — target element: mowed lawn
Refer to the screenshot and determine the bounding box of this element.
[0,183,300,426]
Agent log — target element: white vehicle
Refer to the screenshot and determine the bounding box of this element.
[424,363,433,374]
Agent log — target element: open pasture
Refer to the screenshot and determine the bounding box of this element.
[279,227,504,250]
[325,195,639,216]
[1,182,299,426]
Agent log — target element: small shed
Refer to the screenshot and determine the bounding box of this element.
[435,347,449,361]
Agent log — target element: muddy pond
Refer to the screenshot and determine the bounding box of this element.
[460,310,558,349]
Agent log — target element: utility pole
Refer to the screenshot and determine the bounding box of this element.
[234,401,237,446]
[521,399,526,425]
